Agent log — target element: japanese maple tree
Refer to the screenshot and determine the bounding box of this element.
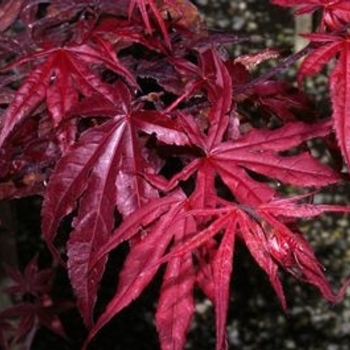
[0,0,350,349]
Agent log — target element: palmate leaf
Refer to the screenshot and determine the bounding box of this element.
[0,41,136,150]
[86,196,188,346]
[271,0,350,30]
[210,120,340,203]
[43,87,188,326]
[3,256,53,297]
[295,32,350,171]
[1,258,66,349]
[172,118,339,207]
[159,194,350,313]
[42,115,148,325]
[330,41,350,170]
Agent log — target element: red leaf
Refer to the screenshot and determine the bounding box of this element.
[93,192,184,263]
[4,256,54,297]
[0,56,54,148]
[238,211,287,309]
[210,120,339,205]
[330,41,350,169]
[66,118,125,327]
[259,212,350,303]
[0,43,136,150]
[156,218,196,350]
[212,220,237,350]
[128,0,171,48]
[298,38,341,85]
[42,120,123,261]
[86,200,186,346]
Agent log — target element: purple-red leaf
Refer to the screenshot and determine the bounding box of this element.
[213,220,236,350]
[66,118,125,327]
[86,200,186,346]
[156,218,196,350]
[330,41,350,170]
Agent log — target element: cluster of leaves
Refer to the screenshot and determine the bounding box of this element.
[0,257,67,350]
[0,0,349,349]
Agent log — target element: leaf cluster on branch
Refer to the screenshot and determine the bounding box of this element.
[0,0,350,349]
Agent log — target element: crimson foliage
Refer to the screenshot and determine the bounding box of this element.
[0,0,350,349]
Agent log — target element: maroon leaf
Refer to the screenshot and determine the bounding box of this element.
[87,199,186,345]
[128,0,171,48]
[4,256,54,298]
[66,118,125,327]
[238,211,287,309]
[330,41,350,170]
[212,220,236,350]
[156,217,196,350]
[211,120,340,199]
[0,43,136,150]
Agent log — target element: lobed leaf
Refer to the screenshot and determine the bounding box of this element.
[330,41,350,170]
[156,217,196,350]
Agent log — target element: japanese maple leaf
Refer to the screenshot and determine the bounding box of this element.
[0,257,66,349]
[3,256,54,298]
[295,32,350,170]
[42,82,188,327]
[84,191,189,345]
[251,80,316,122]
[245,196,350,307]
[155,216,196,350]
[0,298,66,349]
[157,195,350,339]
[271,0,350,31]
[128,0,171,47]
[173,116,340,207]
[0,40,136,151]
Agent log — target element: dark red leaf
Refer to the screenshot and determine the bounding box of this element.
[212,220,236,350]
[330,41,350,169]
[86,199,187,346]
[156,217,196,350]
